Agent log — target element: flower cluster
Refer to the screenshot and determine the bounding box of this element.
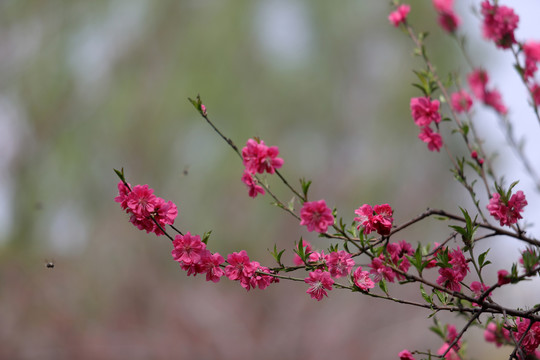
[224,250,277,291]
[304,269,334,301]
[438,324,461,360]
[523,41,540,106]
[115,182,178,235]
[432,0,460,33]
[484,322,511,348]
[486,190,527,227]
[450,90,473,113]
[468,69,507,114]
[354,203,394,236]
[436,247,470,292]
[481,0,519,49]
[388,4,410,27]
[410,97,443,152]
[240,138,284,198]
[514,318,540,356]
[300,200,334,233]
[172,232,225,282]
[369,240,413,283]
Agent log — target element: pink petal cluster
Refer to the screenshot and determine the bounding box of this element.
[225,250,277,291]
[171,232,225,282]
[410,97,441,126]
[497,269,511,285]
[115,182,178,236]
[481,1,519,49]
[326,250,355,278]
[369,240,413,283]
[353,266,375,291]
[242,138,283,175]
[388,4,410,27]
[241,170,265,198]
[531,83,540,107]
[468,69,508,114]
[514,318,540,355]
[470,281,491,306]
[304,269,334,301]
[450,90,473,113]
[240,138,283,198]
[523,41,540,82]
[418,126,443,152]
[486,190,527,227]
[436,247,469,292]
[354,203,394,236]
[484,322,511,348]
[410,97,443,152]
[300,200,334,233]
[432,0,460,33]
[437,325,461,360]
[399,350,416,360]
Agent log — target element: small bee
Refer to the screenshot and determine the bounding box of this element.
[182,165,190,176]
[45,260,55,269]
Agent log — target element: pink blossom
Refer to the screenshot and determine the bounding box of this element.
[524,58,538,81]
[354,203,394,236]
[114,181,131,210]
[300,200,334,233]
[437,343,459,360]
[388,4,410,27]
[450,90,473,113]
[487,190,527,227]
[241,138,284,175]
[436,248,469,292]
[172,232,207,265]
[437,11,460,33]
[515,318,540,355]
[326,250,355,278]
[470,281,491,306]
[481,1,519,49]
[399,350,415,360]
[410,97,441,127]
[531,83,540,106]
[497,269,511,285]
[249,263,277,290]
[126,184,158,217]
[225,250,257,290]
[437,324,461,360]
[200,251,225,283]
[353,267,375,291]
[151,198,178,235]
[304,269,334,301]
[468,69,489,100]
[432,0,453,13]
[524,41,540,63]
[485,322,511,347]
[200,104,207,116]
[467,69,507,114]
[241,171,265,198]
[418,126,443,152]
[483,89,508,114]
[307,250,328,266]
[369,256,396,283]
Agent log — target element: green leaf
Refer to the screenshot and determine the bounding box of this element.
[478,249,490,269]
[287,197,296,212]
[300,178,312,200]
[202,230,212,245]
[114,168,126,183]
[433,289,447,305]
[420,284,432,304]
[379,279,389,295]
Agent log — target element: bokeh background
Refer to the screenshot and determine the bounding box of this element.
[1,1,539,359]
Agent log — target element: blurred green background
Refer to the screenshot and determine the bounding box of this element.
[0,1,528,359]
